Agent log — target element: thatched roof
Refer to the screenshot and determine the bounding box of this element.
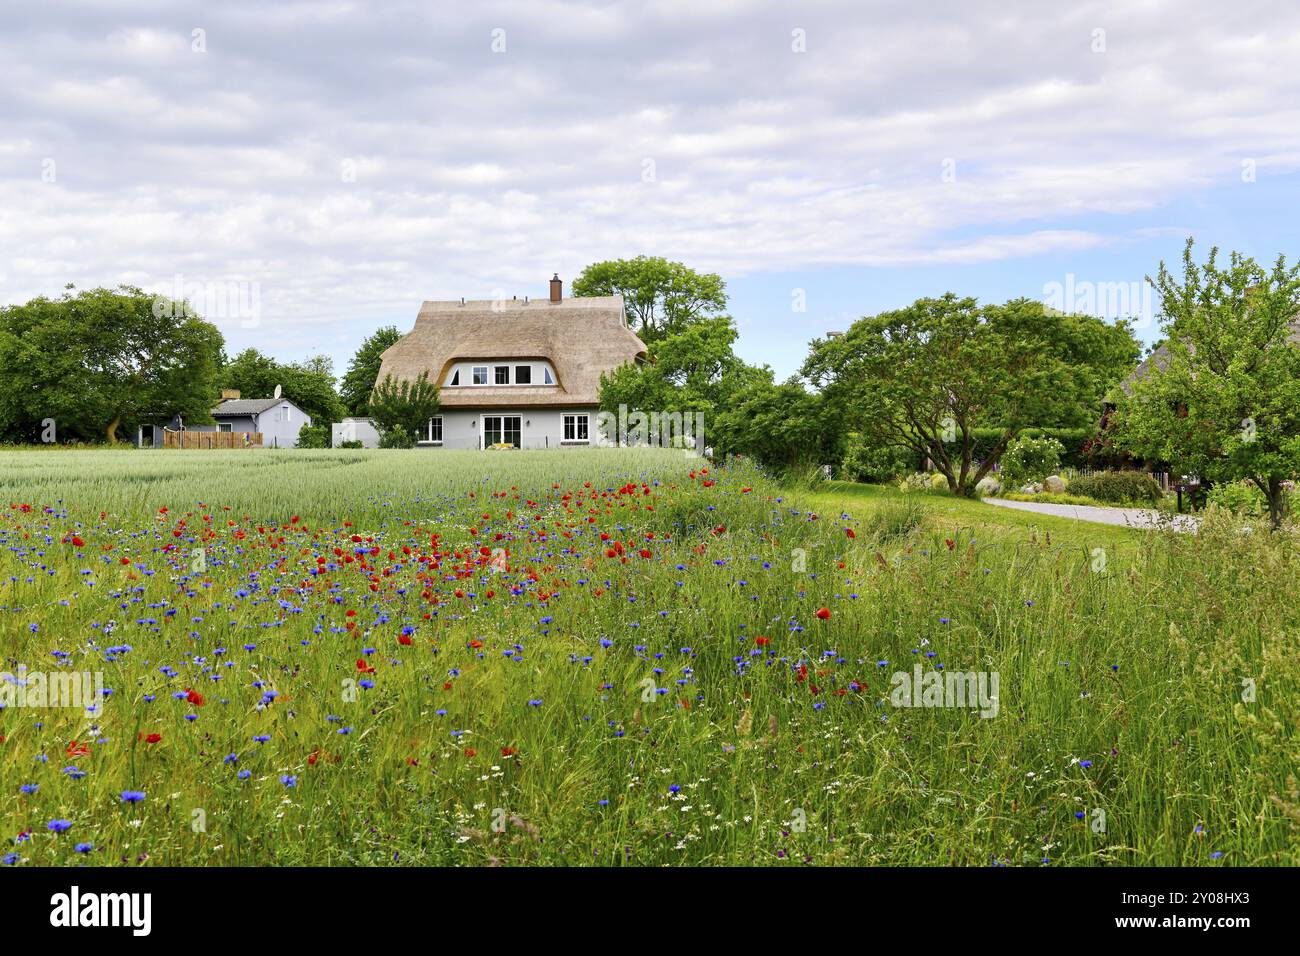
[376,295,647,408]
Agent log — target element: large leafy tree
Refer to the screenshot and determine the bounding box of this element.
[598,315,766,434]
[368,372,440,440]
[218,348,343,423]
[0,285,223,444]
[572,256,727,344]
[803,295,1105,495]
[340,325,403,416]
[1113,240,1300,529]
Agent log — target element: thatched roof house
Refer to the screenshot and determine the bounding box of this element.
[365,276,648,450]
[376,276,647,410]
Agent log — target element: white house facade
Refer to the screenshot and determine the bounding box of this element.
[367,275,647,450]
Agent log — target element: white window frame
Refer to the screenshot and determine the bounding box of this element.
[514,364,532,385]
[449,369,460,386]
[218,422,233,432]
[494,365,511,385]
[543,367,554,385]
[420,415,443,445]
[562,414,589,444]
[472,366,488,385]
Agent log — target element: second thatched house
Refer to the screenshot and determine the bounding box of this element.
[370,275,647,449]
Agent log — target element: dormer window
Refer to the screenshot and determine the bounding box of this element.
[447,361,557,387]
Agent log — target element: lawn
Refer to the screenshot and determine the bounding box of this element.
[0,448,1295,866]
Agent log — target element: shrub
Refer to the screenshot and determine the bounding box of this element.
[840,442,916,484]
[377,424,415,449]
[294,423,331,449]
[337,439,364,449]
[859,498,926,540]
[1067,471,1163,505]
[999,435,1064,486]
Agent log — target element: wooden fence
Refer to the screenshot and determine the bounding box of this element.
[162,431,263,449]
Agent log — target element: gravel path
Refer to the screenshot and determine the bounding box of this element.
[982,498,1201,532]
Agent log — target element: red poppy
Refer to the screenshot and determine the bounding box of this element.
[144,733,162,744]
[70,535,85,547]
[185,688,205,707]
[398,634,412,646]
[815,607,831,620]
[463,748,477,758]
[755,636,770,646]
[356,658,375,674]
[66,740,90,758]
[846,528,856,538]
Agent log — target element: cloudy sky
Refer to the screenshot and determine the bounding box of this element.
[3,0,1299,379]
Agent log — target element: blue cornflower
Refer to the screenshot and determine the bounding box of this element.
[47,819,73,833]
[120,790,146,803]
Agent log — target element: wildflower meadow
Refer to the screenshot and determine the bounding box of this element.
[0,448,1295,866]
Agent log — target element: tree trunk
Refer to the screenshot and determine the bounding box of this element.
[105,415,121,445]
[1267,476,1285,531]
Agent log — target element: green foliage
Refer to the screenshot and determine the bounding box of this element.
[1113,239,1300,528]
[971,427,1093,469]
[572,256,727,344]
[0,449,1295,865]
[803,295,1123,495]
[1205,478,1297,517]
[377,424,415,448]
[1067,471,1164,505]
[840,438,917,483]
[368,372,439,440]
[294,423,332,449]
[336,439,364,449]
[219,348,343,424]
[0,285,224,444]
[999,435,1065,486]
[339,325,403,416]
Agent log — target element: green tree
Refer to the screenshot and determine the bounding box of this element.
[340,326,403,416]
[598,315,766,436]
[711,375,843,470]
[0,285,223,444]
[218,348,343,423]
[368,372,440,440]
[1113,240,1300,528]
[803,295,1107,495]
[572,256,727,343]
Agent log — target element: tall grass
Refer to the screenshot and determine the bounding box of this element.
[0,449,1294,866]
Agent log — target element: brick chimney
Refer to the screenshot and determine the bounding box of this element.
[549,273,562,303]
[221,389,241,401]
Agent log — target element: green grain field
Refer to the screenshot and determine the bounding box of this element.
[0,448,1295,866]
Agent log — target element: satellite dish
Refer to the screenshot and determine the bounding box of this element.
[273,384,282,398]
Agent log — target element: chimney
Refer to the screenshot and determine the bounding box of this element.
[549,273,562,303]
[221,389,241,401]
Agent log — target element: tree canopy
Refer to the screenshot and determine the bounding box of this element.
[1112,239,1300,528]
[572,256,727,344]
[340,326,403,416]
[218,348,343,424]
[0,285,223,444]
[802,295,1128,495]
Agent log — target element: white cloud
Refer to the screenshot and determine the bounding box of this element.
[1,0,1298,350]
